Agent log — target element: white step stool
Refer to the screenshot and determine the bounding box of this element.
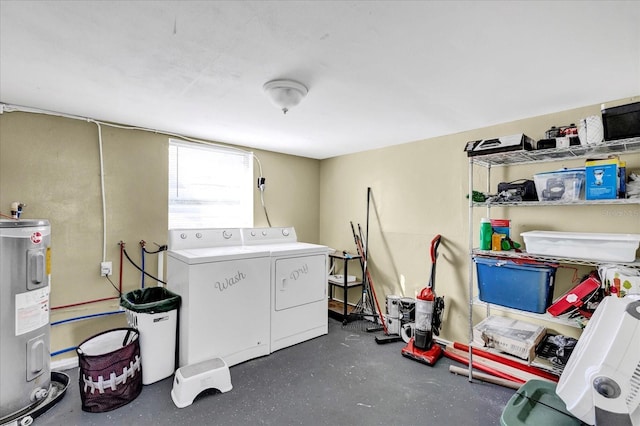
[171,357,232,408]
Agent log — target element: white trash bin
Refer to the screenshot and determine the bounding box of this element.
[121,287,181,385]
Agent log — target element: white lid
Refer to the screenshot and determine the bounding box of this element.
[521,230,640,242]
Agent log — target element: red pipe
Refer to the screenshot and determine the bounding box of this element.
[52,243,126,311]
[51,296,119,310]
[453,342,559,382]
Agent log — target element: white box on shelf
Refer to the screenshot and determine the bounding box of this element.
[521,230,640,262]
[473,315,546,361]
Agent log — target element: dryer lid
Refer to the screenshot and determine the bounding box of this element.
[253,242,328,256]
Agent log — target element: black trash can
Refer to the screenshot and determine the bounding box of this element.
[120,287,181,385]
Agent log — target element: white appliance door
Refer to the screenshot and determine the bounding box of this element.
[274,254,326,311]
[182,256,270,367]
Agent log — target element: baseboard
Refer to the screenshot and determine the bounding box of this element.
[52,356,78,371]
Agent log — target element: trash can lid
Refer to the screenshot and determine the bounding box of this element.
[120,287,181,314]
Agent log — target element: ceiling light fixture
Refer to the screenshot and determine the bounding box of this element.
[263,79,308,114]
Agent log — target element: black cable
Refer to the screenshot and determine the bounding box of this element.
[104,275,121,296]
[142,245,167,255]
[123,247,167,285]
[258,177,272,227]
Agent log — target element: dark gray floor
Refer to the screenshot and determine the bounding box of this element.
[38,319,514,425]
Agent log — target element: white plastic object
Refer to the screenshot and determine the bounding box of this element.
[171,357,232,408]
[578,115,604,145]
[556,296,640,425]
[521,230,640,262]
[125,309,177,385]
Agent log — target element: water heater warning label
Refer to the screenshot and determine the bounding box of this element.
[15,286,50,336]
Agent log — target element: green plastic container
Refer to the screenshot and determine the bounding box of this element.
[500,380,583,426]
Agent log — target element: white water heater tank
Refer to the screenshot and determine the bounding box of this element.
[0,219,51,419]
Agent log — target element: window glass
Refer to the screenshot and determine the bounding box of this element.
[169,139,253,229]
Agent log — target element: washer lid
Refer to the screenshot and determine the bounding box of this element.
[168,246,270,264]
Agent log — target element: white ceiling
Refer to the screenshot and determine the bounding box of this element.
[1,1,639,159]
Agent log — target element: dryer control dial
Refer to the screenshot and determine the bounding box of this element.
[222,230,233,239]
[282,229,290,237]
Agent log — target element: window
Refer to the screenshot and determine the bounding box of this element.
[168,139,253,229]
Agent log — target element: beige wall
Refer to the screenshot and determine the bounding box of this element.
[2,97,639,360]
[0,111,320,358]
[319,97,640,344]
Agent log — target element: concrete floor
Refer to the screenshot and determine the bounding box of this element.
[37,319,515,425]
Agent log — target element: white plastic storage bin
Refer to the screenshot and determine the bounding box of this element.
[533,168,585,202]
[521,231,640,262]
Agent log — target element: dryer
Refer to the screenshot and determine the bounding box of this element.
[241,227,329,352]
[167,228,271,368]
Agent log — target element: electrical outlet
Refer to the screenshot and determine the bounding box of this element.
[100,261,112,276]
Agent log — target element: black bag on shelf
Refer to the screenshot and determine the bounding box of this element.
[497,179,538,201]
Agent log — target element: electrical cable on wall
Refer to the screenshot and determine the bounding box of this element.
[258,176,272,227]
[96,121,107,263]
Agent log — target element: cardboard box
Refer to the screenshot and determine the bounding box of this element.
[473,316,546,361]
[585,157,618,200]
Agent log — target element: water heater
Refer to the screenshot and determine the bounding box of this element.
[0,219,51,419]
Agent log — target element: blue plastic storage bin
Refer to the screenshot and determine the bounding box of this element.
[474,256,557,313]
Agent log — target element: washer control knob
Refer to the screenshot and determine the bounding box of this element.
[196,233,203,239]
[223,230,232,239]
[180,233,187,239]
[262,230,268,236]
[251,231,257,237]
[282,229,290,236]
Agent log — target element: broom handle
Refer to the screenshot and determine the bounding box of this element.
[449,365,521,390]
[350,222,387,334]
[356,226,387,335]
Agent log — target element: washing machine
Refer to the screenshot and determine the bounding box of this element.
[241,227,329,352]
[167,228,271,368]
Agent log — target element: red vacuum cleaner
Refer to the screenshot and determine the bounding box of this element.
[401,234,445,366]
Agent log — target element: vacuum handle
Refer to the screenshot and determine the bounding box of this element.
[430,235,442,264]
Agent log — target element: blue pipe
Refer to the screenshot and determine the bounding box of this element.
[50,310,123,327]
[141,245,145,288]
[50,310,125,358]
[51,347,77,357]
